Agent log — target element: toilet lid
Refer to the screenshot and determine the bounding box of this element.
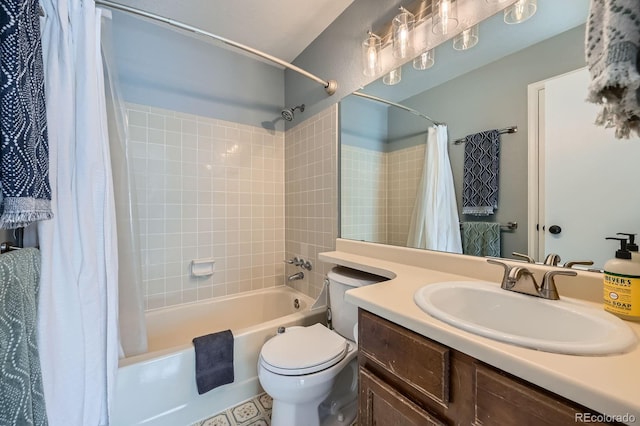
[260,323,347,376]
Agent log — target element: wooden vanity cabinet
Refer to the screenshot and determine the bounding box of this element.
[358,309,615,426]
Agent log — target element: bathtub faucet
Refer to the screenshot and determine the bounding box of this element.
[288,272,304,281]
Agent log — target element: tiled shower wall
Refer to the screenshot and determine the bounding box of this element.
[126,103,286,310]
[284,105,339,299]
[387,144,425,246]
[341,145,387,243]
[340,144,425,247]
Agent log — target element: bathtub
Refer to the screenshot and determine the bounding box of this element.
[111,286,326,426]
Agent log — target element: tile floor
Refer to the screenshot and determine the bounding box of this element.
[194,392,358,426]
[194,393,272,426]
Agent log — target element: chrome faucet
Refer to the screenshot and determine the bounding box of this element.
[487,259,576,300]
[564,260,594,269]
[543,253,562,266]
[288,272,304,281]
[512,252,535,263]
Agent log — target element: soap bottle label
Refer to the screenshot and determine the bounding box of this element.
[603,272,640,319]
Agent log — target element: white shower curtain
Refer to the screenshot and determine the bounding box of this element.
[407,125,462,253]
[38,0,119,424]
[101,9,148,358]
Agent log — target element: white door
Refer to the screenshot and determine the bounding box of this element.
[529,68,640,269]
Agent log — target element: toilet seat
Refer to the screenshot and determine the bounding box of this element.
[260,323,348,376]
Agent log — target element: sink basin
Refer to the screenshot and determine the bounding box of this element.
[414,281,637,355]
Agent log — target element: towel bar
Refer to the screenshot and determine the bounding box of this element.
[459,221,517,232]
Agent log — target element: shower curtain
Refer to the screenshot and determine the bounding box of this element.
[38,1,119,424]
[101,10,148,358]
[407,125,462,253]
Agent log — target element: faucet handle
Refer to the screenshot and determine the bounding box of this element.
[487,259,513,289]
[540,270,577,300]
[512,252,535,263]
[284,257,302,266]
[563,260,594,269]
[543,253,562,266]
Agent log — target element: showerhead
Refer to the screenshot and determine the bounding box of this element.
[281,104,305,121]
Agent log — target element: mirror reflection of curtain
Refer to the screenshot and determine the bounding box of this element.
[407,125,462,253]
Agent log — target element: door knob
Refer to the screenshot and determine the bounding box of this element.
[549,225,562,235]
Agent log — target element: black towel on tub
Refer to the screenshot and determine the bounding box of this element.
[192,329,234,394]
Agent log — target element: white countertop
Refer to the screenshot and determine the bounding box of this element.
[320,240,640,423]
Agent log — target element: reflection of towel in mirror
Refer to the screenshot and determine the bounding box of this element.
[462,222,501,257]
[586,0,640,139]
[192,329,234,394]
[462,130,500,216]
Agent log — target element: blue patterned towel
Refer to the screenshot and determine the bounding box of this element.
[0,248,47,425]
[461,222,501,257]
[462,130,500,216]
[586,0,640,139]
[0,0,53,229]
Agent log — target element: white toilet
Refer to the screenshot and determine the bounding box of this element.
[258,266,386,426]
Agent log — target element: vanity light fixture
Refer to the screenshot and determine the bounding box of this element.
[393,7,415,59]
[362,31,382,76]
[452,24,479,50]
[413,48,435,70]
[504,0,537,24]
[383,67,402,85]
[432,0,458,36]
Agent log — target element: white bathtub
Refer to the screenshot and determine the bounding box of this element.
[111,286,326,426]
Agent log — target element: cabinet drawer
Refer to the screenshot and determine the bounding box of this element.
[359,368,446,426]
[474,364,611,426]
[359,309,451,407]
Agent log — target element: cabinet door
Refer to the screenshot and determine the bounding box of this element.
[474,365,611,426]
[359,368,446,426]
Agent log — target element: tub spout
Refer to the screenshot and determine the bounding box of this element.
[288,272,304,281]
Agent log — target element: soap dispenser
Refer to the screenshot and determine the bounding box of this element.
[617,233,640,263]
[603,237,640,321]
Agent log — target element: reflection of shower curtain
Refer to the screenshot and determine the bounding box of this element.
[407,125,462,253]
[102,11,148,358]
[37,1,119,424]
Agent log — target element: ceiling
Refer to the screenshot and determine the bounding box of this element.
[114,0,354,63]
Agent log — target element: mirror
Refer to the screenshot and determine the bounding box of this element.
[340,1,614,264]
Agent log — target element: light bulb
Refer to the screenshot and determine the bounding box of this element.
[367,44,377,71]
[413,49,435,70]
[383,68,402,86]
[362,33,381,76]
[453,25,479,50]
[393,10,414,59]
[504,0,537,24]
[433,0,458,35]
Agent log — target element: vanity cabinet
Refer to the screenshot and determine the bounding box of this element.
[358,309,615,426]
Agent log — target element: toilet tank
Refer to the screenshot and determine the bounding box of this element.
[327,266,387,342]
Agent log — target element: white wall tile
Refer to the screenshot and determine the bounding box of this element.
[127,103,287,309]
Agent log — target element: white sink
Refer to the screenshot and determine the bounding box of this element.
[414,281,637,355]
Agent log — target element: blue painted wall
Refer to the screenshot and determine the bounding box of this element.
[110,11,285,131]
[340,96,388,152]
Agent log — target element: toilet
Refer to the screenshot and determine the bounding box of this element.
[258,266,386,426]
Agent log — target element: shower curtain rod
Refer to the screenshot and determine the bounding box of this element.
[94,0,338,96]
[352,91,443,126]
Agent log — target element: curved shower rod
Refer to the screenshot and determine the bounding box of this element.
[351,91,443,126]
[95,0,338,96]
